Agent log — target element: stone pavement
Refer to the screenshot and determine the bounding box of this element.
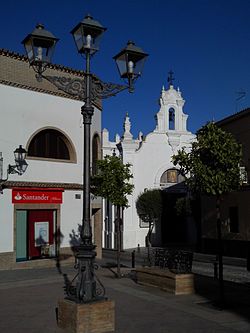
[0,260,250,333]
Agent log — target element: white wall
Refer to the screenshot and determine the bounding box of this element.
[60,190,82,248]
[0,84,101,184]
[122,133,176,248]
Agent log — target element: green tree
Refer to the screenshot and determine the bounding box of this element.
[91,155,134,277]
[136,189,163,264]
[172,122,242,305]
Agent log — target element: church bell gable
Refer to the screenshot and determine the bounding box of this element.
[155,73,189,133]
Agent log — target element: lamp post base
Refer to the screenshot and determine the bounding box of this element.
[64,244,106,303]
[57,298,115,333]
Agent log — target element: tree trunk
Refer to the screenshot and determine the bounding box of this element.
[116,205,122,278]
[146,221,154,266]
[216,196,224,306]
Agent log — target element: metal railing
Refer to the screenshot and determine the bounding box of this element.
[147,247,193,274]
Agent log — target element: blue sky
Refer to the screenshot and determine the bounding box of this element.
[1,0,250,140]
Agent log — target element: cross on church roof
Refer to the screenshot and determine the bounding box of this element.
[167,70,175,86]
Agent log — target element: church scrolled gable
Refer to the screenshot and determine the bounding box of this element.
[154,80,189,133]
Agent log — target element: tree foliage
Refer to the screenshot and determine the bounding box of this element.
[175,197,192,217]
[136,189,163,221]
[172,122,242,196]
[91,155,134,207]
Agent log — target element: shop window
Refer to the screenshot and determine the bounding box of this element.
[28,128,76,162]
[16,209,57,261]
[229,206,239,233]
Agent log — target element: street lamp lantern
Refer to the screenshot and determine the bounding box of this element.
[14,145,27,162]
[22,24,59,75]
[113,40,148,92]
[13,145,28,175]
[71,14,106,55]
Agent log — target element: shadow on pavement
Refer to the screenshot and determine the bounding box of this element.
[194,273,250,320]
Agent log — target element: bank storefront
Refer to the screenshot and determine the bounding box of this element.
[13,187,63,262]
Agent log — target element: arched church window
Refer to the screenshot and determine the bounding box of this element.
[169,108,175,130]
[160,168,184,186]
[92,133,101,175]
[27,128,76,162]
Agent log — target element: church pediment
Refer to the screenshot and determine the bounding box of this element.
[155,81,189,133]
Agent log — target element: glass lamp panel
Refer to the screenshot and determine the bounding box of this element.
[131,57,146,77]
[115,54,128,78]
[91,33,104,51]
[126,51,147,77]
[72,25,85,53]
[14,146,27,162]
[17,160,28,175]
[72,26,104,54]
[24,39,35,63]
[33,38,56,63]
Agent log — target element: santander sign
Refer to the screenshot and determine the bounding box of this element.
[12,188,63,204]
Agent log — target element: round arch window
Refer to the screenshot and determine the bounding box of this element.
[28,128,76,161]
[160,168,184,185]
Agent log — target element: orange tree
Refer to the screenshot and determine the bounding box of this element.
[136,189,163,265]
[91,155,134,277]
[172,122,242,305]
[136,189,163,246]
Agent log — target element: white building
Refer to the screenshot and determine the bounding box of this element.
[0,49,102,269]
[102,82,195,249]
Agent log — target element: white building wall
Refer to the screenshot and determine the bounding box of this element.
[60,190,82,248]
[0,83,102,255]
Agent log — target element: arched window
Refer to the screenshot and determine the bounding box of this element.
[169,108,175,130]
[27,128,76,162]
[92,133,101,175]
[160,168,184,186]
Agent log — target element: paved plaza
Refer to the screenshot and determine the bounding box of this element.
[0,255,250,333]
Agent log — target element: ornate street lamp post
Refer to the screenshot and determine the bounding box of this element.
[22,14,148,304]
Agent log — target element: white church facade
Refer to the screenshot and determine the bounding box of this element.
[102,80,195,249]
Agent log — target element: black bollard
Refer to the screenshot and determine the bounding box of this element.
[132,250,135,268]
[247,242,250,271]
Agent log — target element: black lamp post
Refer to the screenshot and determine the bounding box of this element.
[22,14,148,303]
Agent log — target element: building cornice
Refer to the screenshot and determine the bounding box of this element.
[4,181,83,190]
[0,48,102,110]
[0,48,90,77]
